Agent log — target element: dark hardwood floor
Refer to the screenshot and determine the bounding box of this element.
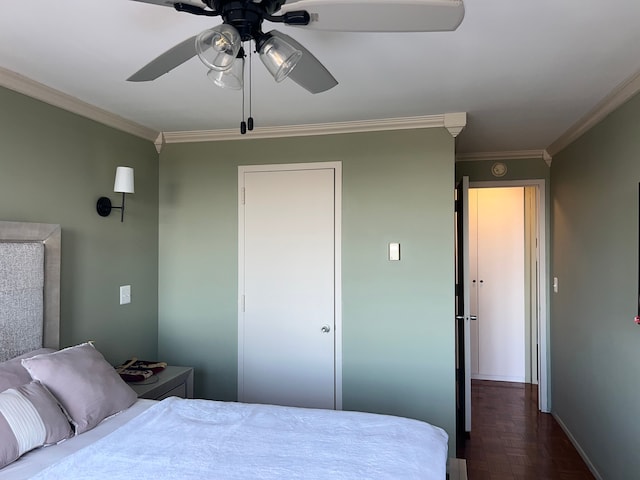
[457,380,595,480]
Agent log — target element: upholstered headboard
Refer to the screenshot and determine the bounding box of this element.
[0,221,60,362]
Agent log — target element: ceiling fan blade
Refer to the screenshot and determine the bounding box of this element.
[269,30,338,94]
[127,35,198,82]
[279,0,465,32]
[129,0,206,8]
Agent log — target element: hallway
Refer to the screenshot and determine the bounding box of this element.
[458,380,594,479]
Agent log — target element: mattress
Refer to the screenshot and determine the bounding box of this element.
[2,397,448,479]
[0,399,155,479]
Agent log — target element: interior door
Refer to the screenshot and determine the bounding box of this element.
[238,163,339,410]
[469,187,526,382]
[455,176,472,438]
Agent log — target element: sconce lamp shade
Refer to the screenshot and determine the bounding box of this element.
[114,166,134,193]
[98,166,134,222]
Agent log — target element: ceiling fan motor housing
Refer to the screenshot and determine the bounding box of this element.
[208,0,287,40]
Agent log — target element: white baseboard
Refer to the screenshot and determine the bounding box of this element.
[552,413,603,480]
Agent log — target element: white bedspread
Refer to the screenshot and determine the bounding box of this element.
[28,397,448,479]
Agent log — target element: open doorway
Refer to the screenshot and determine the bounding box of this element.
[469,180,548,411]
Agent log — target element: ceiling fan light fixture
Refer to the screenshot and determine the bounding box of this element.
[196,24,241,71]
[207,56,244,90]
[258,35,303,83]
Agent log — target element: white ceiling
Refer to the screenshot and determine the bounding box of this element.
[1,0,639,156]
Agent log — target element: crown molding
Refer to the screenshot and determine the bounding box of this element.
[444,112,467,137]
[547,68,640,156]
[153,133,164,154]
[161,112,467,145]
[0,65,468,149]
[0,67,159,142]
[456,149,552,166]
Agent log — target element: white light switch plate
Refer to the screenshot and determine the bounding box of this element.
[120,285,131,305]
[389,243,401,261]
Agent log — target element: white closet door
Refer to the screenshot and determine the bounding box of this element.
[469,189,480,377]
[239,165,338,409]
[471,187,525,382]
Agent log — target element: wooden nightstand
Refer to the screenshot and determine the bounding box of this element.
[127,366,194,400]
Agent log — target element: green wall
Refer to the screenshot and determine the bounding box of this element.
[0,86,159,364]
[158,128,457,449]
[551,93,640,479]
[456,157,550,183]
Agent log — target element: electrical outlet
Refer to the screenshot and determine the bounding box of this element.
[120,285,131,305]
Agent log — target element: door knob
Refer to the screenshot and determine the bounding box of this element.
[470,315,477,321]
[321,325,331,333]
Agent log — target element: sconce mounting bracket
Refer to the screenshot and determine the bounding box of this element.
[96,197,112,217]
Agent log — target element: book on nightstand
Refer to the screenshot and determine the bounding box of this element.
[115,357,167,383]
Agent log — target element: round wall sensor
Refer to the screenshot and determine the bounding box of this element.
[491,162,508,177]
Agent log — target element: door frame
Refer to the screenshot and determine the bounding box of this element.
[469,179,549,413]
[237,162,343,409]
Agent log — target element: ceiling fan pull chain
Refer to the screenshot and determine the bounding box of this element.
[248,44,254,131]
[240,92,246,134]
[240,42,247,135]
[240,81,246,134]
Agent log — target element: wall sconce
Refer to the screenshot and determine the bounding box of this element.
[96,167,135,222]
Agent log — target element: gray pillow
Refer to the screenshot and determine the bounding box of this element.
[0,348,56,393]
[0,380,73,469]
[21,343,137,434]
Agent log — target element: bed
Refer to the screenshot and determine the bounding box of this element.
[0,221,449,479]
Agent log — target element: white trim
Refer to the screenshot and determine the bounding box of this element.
[553,413,603,480]
[0,67,466,146]
[468,179,549,413]
[154,133,164,154]
[237,161,343,410]
[547,68,640,156]
[444,112,467,137]
[163,113,466,144]
[333,163,343,410]
[456,150,551,163]
[0,67,159,142]
[237,172,246,404]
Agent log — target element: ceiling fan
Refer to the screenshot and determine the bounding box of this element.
[128,0,465,131]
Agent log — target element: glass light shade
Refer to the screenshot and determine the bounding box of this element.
[259,36,302,82]
[207,57,244,90]
[196,24,241,71]
[114,166,134,194]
